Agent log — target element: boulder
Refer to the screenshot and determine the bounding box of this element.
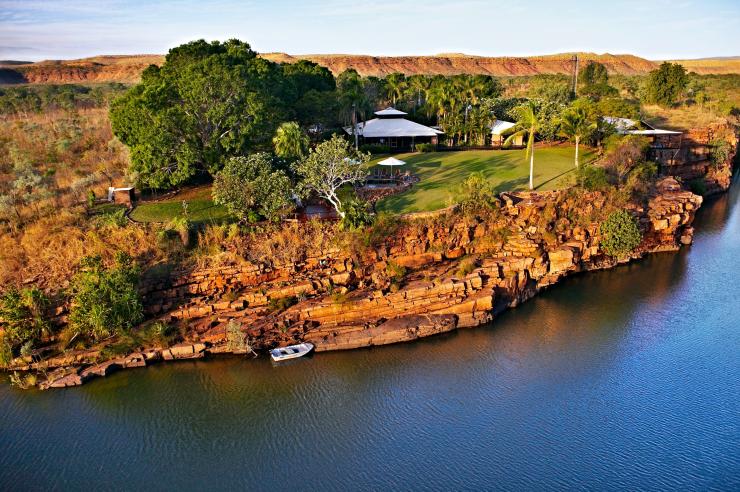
[161,343,206,360]
[548,248,575,274]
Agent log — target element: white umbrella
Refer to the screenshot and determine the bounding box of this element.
[377,157,406,177]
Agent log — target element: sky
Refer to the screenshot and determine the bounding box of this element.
[1,0,739,61]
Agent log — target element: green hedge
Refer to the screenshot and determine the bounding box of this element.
[415,143,437,153]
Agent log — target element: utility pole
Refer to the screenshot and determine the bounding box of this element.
[352,102,358,150]
[572,54,579,97]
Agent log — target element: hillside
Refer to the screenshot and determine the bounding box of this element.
[669,57,740,74]
[2,52,739,85]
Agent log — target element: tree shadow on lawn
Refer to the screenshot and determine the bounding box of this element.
[492,177,529,193]
[535,167,576,190]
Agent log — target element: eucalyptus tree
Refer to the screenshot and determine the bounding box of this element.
[293,135,369,218]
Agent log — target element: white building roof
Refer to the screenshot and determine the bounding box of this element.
[603,116,639,132]
[491,120,516,135]
[625,129,682,136]
[344,118,443,138]
[602,116,680,136]
[375,107,407,117]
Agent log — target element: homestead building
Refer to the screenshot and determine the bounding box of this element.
[344,107,443,151]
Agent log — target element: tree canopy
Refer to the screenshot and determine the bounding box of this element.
[212,153,293,222]
[111,39,291,189]
[644,62,689,107]
[293,135,369,218]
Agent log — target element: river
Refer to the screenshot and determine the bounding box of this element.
[1,183,739,491]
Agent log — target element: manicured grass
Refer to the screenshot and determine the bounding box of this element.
[129,186,231,224]
[373,146,592,214]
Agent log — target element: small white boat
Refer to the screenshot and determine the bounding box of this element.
[270,342,314,362]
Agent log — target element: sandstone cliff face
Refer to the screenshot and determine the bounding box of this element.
[261,52,658,77]
[132,178,702,354]
[18,177,705,388]
[663,122,739,195]
[1,52,659,84]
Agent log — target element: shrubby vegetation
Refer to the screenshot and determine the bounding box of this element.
[66,253,143,345]
[599,210,642,257]
[0,287,49,365]
[0,83,127,115]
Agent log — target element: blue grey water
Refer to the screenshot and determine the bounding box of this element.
[1,182,739,491]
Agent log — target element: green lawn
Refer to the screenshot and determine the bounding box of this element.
[373,146,591,214]
[129,186,231,224]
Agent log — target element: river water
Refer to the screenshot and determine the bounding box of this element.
[2,183,739,491]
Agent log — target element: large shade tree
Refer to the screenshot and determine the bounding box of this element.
[644,62,689,107]
[293,135,369,218]
[213,153,293,222]
[110,39,288,189]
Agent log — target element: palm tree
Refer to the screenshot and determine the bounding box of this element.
[426,81,449,125]
[406,75,429,113]
[505,101,541,190]
[560,106,596,168]
[273,122,309,161]
[384,72,406,106]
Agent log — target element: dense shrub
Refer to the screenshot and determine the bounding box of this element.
[67,252,143,344]
[268,295,297,312]
[385,261,407,281]
[339,198,373,231]
[625,161,658,196]
[599,210,642,257]
[456,257,478,277]
[576,165,610,191]
[709,139,732,169]
[359,144,392,154]
[458,173,498,216]
[0,287,49,364]
[415,143,437,153]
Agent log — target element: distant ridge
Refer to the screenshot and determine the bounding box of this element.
[1,52,739,85]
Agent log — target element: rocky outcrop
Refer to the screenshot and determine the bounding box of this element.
[310,314,457,351]
[161,343,206,360]
[135,178,703,355]
[0,52,664,85]
[663,122,738,196]
[22,175,708,389]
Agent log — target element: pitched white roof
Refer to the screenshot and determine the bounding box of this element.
[344,118,443,138]
[491,120,516,135]
[626,129,682,136]
[603,116,638,132]
[375,107,407,117]
[602,116,680,136]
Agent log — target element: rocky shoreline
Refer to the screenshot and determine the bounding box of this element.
[7,122,737,390]
[16,175,708,389]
